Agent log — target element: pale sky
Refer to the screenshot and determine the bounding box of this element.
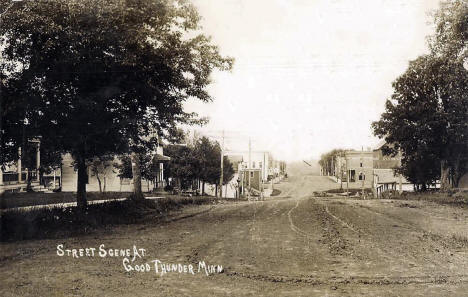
[184,0,442,161]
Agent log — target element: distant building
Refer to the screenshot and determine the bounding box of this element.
[329,143,412,194]
[372,141,412,194]
[227,151,271,182]
[340,150,374,189]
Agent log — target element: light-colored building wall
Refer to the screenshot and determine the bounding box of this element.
[227,151,272,182]
[61,148,167,193]
[334,150,374,189]
[62,154,136,192]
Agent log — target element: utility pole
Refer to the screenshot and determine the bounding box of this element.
[248,138,251,169]
[340,152,343,190]
[361,148,364,197]
[345,152,349,198]
[248,138,251,198]
[219,130,224,198]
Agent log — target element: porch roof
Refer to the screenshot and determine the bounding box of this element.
[154,154,171,162]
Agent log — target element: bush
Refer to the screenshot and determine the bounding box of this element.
[391,190,468,205]
[271,189,281,197]
[0,196,216,242]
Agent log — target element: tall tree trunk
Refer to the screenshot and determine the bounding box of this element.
[96,173,102,193]
[215,184,218,198]
[440,160,452,191]
[77,157,88,209]
[131,152,144,200]
[452,154,462,188]
[59,162,63,188]
[26,169,33,192]
[202,181,205,196]
[421,183,427,191]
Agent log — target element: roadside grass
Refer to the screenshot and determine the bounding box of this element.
[326,188,372,194]
[0,196,217,242]
[451,234,468,248]
[389,190,468,206]
[0,191,133,209]
[325,188,373,197]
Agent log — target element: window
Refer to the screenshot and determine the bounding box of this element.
[250,172,254,178]
[349,170,356,182]
[359,173,365,181]
[259,161,262,168]
[252,161,256,168]
[360,162,363,167]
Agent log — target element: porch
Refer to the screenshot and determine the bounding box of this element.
[0,140,41,194]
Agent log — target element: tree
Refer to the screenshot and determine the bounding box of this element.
[372,55,467,189]
[194,137,219,194]
[222,156,235,184]
[163,136,234,196]
[397,151,441,191]
[89,156,114,193]
[319,149,344,176]
[164,144,199,190]
[429,0,467,63]
[0,0,232,208]
[115,150,166,192]
[373,1,467,190]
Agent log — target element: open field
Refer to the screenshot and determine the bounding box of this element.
[1,175,468,296]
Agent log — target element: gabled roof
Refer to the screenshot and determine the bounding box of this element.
[374,139,387,151]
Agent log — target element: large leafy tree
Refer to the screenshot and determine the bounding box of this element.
[373,0,467,190]
[0,0,232,207]
[163,136,234,196]
[194,136,219,194]
[164,144,199,190]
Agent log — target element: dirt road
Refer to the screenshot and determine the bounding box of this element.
[1,174,468,296]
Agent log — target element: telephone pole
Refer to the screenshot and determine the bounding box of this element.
[345,151,349,198]
[248,138,251,196]
[361,148,364,197]
[219,130,224,198]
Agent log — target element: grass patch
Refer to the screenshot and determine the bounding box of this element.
[390,190,468,205]
[271,189,282,196]
[0,196,217,242]
[0,191,133,209]
[313,191,331,197]
[326,188,372,195]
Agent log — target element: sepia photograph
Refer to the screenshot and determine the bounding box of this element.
[0,0,467,296]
